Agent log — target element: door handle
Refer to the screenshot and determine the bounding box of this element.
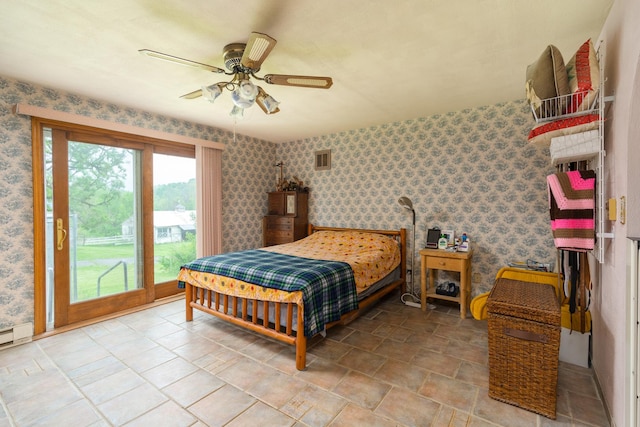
[56,218,67,250]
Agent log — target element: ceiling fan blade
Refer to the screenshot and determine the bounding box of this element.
[240,32,277,70]
[139,49,226,74]
[180,89,203,99]
[263,74,333,89]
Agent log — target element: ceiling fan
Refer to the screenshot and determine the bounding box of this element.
[139,32,333,117]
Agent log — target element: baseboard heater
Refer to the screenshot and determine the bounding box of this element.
[0,323,33,350]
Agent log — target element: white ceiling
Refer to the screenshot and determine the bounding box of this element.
[0,1,612,143]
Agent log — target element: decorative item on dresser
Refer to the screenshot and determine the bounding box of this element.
[263,191,308,246]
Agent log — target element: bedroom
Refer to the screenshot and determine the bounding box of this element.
[0,1,639,426]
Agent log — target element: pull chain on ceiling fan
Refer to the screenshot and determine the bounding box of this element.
[139,32,333,117]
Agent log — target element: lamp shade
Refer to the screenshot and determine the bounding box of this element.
[229,105,244,119]
[231,79,258,108]
[398,196,415,226]
[398,196,413,211]
[256,87,280,114]
[202,84,223,103]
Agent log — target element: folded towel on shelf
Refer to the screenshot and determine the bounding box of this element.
[550,130,599,165]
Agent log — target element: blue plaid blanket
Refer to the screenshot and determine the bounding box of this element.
[180,249,358,337]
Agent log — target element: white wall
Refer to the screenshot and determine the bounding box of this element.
[594,0,640,425]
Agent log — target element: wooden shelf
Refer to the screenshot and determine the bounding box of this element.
[425,289,460,304]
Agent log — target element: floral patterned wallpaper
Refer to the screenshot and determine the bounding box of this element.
[0,74,555,330]
[0,75,275,329]
[276,101,556,297]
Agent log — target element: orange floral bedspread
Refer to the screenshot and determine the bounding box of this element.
[177,266,304,304]
[178,230,401,301]
[262,230,401,293]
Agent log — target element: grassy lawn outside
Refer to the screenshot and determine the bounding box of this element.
[76,243,179,260]
[72,242,194,301]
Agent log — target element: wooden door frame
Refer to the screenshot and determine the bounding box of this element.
[31,119,192,335]
[51,128,70,327]
[32,119,47,335]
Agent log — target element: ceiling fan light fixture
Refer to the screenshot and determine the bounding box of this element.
[231,79,258,108]
[141,32,333,118]
[256,87,280,114]
[230,105,244,119]
[202,84,223,103]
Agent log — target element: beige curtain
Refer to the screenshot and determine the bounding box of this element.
[196,146,223,257]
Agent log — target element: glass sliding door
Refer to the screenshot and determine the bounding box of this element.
[152,153,196,298]
[35,121,196,332]
[68,141,143,301]
[45,129,149,328]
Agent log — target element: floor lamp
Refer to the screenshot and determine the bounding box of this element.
[398,196,420,308]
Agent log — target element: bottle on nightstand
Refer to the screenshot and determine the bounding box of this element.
[458,236,470,252]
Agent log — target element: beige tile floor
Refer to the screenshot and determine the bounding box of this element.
[0,293,609,426]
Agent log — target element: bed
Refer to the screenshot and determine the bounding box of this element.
[177,224,406,370]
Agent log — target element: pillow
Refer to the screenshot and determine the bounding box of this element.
[528,114,599,145]
[525,45,570,118]
[565,39,600,113]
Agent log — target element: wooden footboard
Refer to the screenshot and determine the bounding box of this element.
[185,281,308,370]
[185,277,404,370]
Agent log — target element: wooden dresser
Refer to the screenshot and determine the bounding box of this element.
[262,191,308,246]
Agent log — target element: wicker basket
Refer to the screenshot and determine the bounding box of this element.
[487,277,561,419]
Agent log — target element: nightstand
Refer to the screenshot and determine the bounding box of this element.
[419,248,473,318]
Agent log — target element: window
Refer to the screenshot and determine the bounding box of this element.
[153,153,196,284]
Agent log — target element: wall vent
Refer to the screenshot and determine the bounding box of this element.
[0,323,33,350]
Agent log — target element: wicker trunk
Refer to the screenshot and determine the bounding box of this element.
[487,278,561,419]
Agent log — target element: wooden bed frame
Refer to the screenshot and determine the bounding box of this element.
[184,224,406,370]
